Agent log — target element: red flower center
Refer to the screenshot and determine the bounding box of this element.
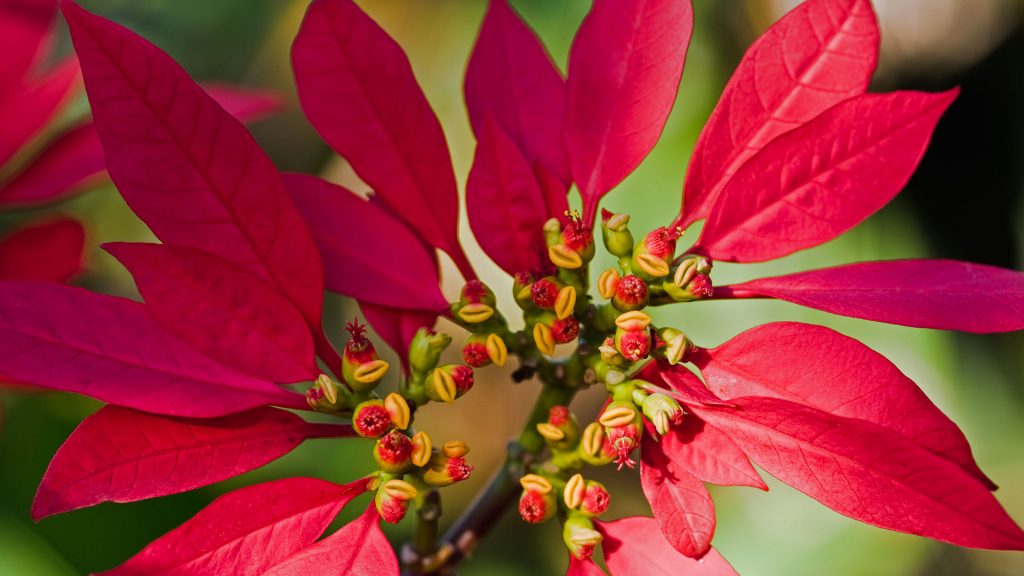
[518,491,548,524]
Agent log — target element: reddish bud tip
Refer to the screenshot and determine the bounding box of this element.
[462,341,491,367]
[581,482,611,517]
[562,214,594,253]
[519,490,555,524]
[689,274,714,298]
[530,277,560,309]
[615,329,652,362]
[613,275,649,310]
[353,401,393,438]
[551,316,581,344]
[549,405,571,427]
[644,226,680,260]
[450,365,475,396]
[373,430,413,473]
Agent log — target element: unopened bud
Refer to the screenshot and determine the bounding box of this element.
[538,405,580,450]
[601,209,634,258]
[306,374,344,412]
[384,393,410,430]
[559,210,595,265]
[599,401,643,470]
[580,480,610,517]
[642,392,684,436]
[598,268,620,299]
[654,327,692,365]
[342,320,386,392]
[551,316,581,345]
[579,422,616,466]
[353,400,394,438]
[614,323,652,362]
[599,337,625,367]
[427,364,473,402]
[462,333,507,368]
[563,514,602,560]
[513,272,536,310]
[530,276,562,309]
[373,430,413,473]
[519,487,556,524]
[421,450,474,487]
[409,328,452,373]
[612,274,649,311]
[375,478,417,524]
[666,256,714,301]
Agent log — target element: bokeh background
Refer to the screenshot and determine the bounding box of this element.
[1,0,1023,574]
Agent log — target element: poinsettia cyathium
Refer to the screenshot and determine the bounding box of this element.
[1,0,1022,574]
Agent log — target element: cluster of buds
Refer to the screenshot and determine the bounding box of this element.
[664,255,714,302]
[405,323,479,406]
[371,435,474,523]
[307,321,394,413]
[517,468,609,562]
[546,210,595,271]
[450,280,511,371]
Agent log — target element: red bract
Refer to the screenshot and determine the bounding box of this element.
[597,517,737,576]
[0,217,84,282]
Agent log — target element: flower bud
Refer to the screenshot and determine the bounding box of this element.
[598,268,620,299]
[373,429,413,473]
[518,474,556,524]
[599,401,643,469]
[383,392,411,430]
[426,364,473,402]
[353,400,393,438]
[341,320,388,392]
[551,316,581,345]
[612,274,649,311]
[561,209,595,262]
[631,226,681,280]
[579,422,616,466]
[513,272,536,310]
[665,256,714,302]
[462,333,508,368]
[536,405,580,450]
[599,337,625,367]
[641,392,685,436]
[421,448,474,487]
[563,514,602,560]
[409,328,452,374]
[454,280,496,324]
[653,327,693,365]
[600,209,634,258]
[375,478,417,524]
[306,374,345,412]
[614,323,652,363]
[411,431,432,467]
[563,474,610,517]
[530,276,561,309]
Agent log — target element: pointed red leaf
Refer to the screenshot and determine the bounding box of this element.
[263,504,398,576]
[106,242,318,384]
[640,434,716,558]
[597,517,737,576]
[63,2,324,332]
[566,0,693,224]
[0,217,85,283]
[99,476,370,576]
[659,415,766,490]
[723,259,1024,333]
[0,282,305,417]
[677,0,879,228]
[0,0,56,99]
[292,0,472,279]
[535,163,571,225]
[466,0,569,186]
[201,84,283,123]
[284,173,446,312]
[692,397,1024,550]
[0,56,81,168]
[694,90,957,262]
[692,322,994,487]
[0,123,104,208]
[567,555,607,576]
[655,363,733,408]
[467,118,550,277]
[360,302,437,369]
[33,406,349,520]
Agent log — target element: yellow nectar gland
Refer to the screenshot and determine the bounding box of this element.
[581,422,606,456]
[563,473,586,509]
[458,303,495,324]
[549,244,583,270]
[555,286,577,320]
[636,253,670,277]
[598,268,620,299]
[599,405,637,428]
[536,422,566,441]
[353,359,389,384]
[384,393,411,429]
[382,478,418,501]
[520,474,553,495]
[615,310,652,331]
[485,333,508,366]
[533,323,556,355]
[443,440,470,458]
[430,369,457,403]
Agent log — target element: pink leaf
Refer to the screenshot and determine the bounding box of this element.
[63,2,325,332]
[33,406,348,520]
[0,0,56,100]
[0,123,105,208]
[723,259,1024,333]
[654,363,733,408]
[467,118,550,277]
[263,504,398,576]
[284,173,446,312]
[566,0,693,224]
[201,84,284,123]
[692,321,994,488]
[694,90,957,262]
[692,397,1024,550]
[106,242,318,384]
[0,281,305,417]
[465,0,569,186]
[597,516,738,576]
[659,415,767,490]
[535,163,571,225]
[678,0,879,228]
[360,302,437,370]
[0,217,85,283]
[0,56,81,168]
[640,434,716,558]
[292,0,472,279]
[567,555,607,576]
[99,476,370,576]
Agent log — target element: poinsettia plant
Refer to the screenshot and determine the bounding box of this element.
[2,0,1023,574]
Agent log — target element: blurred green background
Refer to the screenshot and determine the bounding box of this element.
[2,0,1023,574]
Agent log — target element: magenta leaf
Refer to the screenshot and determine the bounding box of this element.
[694,90,957,262]
[566,0,693,224]
[0,123,104,208]
[659,415,767,490]
[284,173,446,312]
[567,555,607,576]
[640,434,716,558]
[597,516,738,576]
[263,504,398,576]
[654,363,733,408]
[0,217,85,283]
[692,397,1024,550]
[201,84,283,123]
[106,242,318,384]
[292,0,472,279]
[0,56,80,168]
[0,0,56,99]
[723,259,1024,333]
[465,0,569,186]
[62,2,325,333]
[692,321,994,487]
[33,406,348,520]
[466,118,550,277]
[677,0,879,228]
[535,163,571,227]
[0,281,305,417]
[361,302,437,369]
[99,476,370,576]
